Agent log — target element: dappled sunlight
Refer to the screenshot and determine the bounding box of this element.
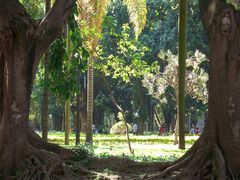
[94,143,191,159]
[46,132,199,161]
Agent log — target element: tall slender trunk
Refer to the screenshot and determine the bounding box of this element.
[64,24,72,145]
[76,67,81,145]
[41,54,49,141]
[80,88,87,131]
[177,0,187,150]
[103,75,133,154]
[85,57,94,144]
[64,99,70,145]
[41,0,51,142]
[133,79,146,135]
[174,89,179,145]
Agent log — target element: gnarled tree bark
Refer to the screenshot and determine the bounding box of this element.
[0,0,74,178]
[145,0,240,179]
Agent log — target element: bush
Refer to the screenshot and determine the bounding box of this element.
[71,144,94,161]
[110,121,132,135]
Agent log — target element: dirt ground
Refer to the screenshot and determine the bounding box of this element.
[77,156,172,180]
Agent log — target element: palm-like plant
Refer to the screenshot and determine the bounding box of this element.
[76,0,147,144]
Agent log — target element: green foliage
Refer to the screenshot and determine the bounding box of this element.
[39,26,88,100]
[30,9,88,126]
[20,0,45,19]
[97,0,208,130]
[98,153,178,162]
[98,23,157,83]
[71,144,95,161]
[110,120,132,135]
[139,0,207,64]
[47,38,76,99]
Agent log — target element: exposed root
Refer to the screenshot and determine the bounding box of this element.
[212,144,226,180]
[173,135,201,164]
[1,130,238,180]
[74,165,117,180]
[84,156,172,174]
[0,130,119,180]
[16,156,77,180]
[27,129,72,159]
[146,154,193,179]
[141,135,233,180]
[0,129,75,179]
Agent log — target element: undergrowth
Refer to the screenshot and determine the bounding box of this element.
[71,144,179,162]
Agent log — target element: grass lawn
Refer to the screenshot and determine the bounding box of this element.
[45,131,199,161]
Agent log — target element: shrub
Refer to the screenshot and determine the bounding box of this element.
[110,121,132,135]
[71,144,94,161]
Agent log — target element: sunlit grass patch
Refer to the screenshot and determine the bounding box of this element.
[45,131,198,162]
[46,132,199,146]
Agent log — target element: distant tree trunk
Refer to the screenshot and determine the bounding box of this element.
[138,119,145,134]
[41,0,51,142]
[174,90,179,145]
[0,0,74,177]
[53,114,62,131]
[76,67,81,145]
[41,57,49,141]
[64,99,70,145]
[94,108,104,129]
[149,99,154,131]
[80,89,87,131]
[174,106,179,145]
[177,0,187,150]
[133,79,146,135]
[64,24,72,145]
[154,108,161,127]
[85,57,94,144]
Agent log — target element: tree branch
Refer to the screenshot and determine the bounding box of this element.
[33,0,75,74]
[102,74,134,154]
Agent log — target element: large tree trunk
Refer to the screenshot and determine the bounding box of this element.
[41,0,51,142]
[204,1,240,175]
[0,0,74,177]
[146,1,240,179]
